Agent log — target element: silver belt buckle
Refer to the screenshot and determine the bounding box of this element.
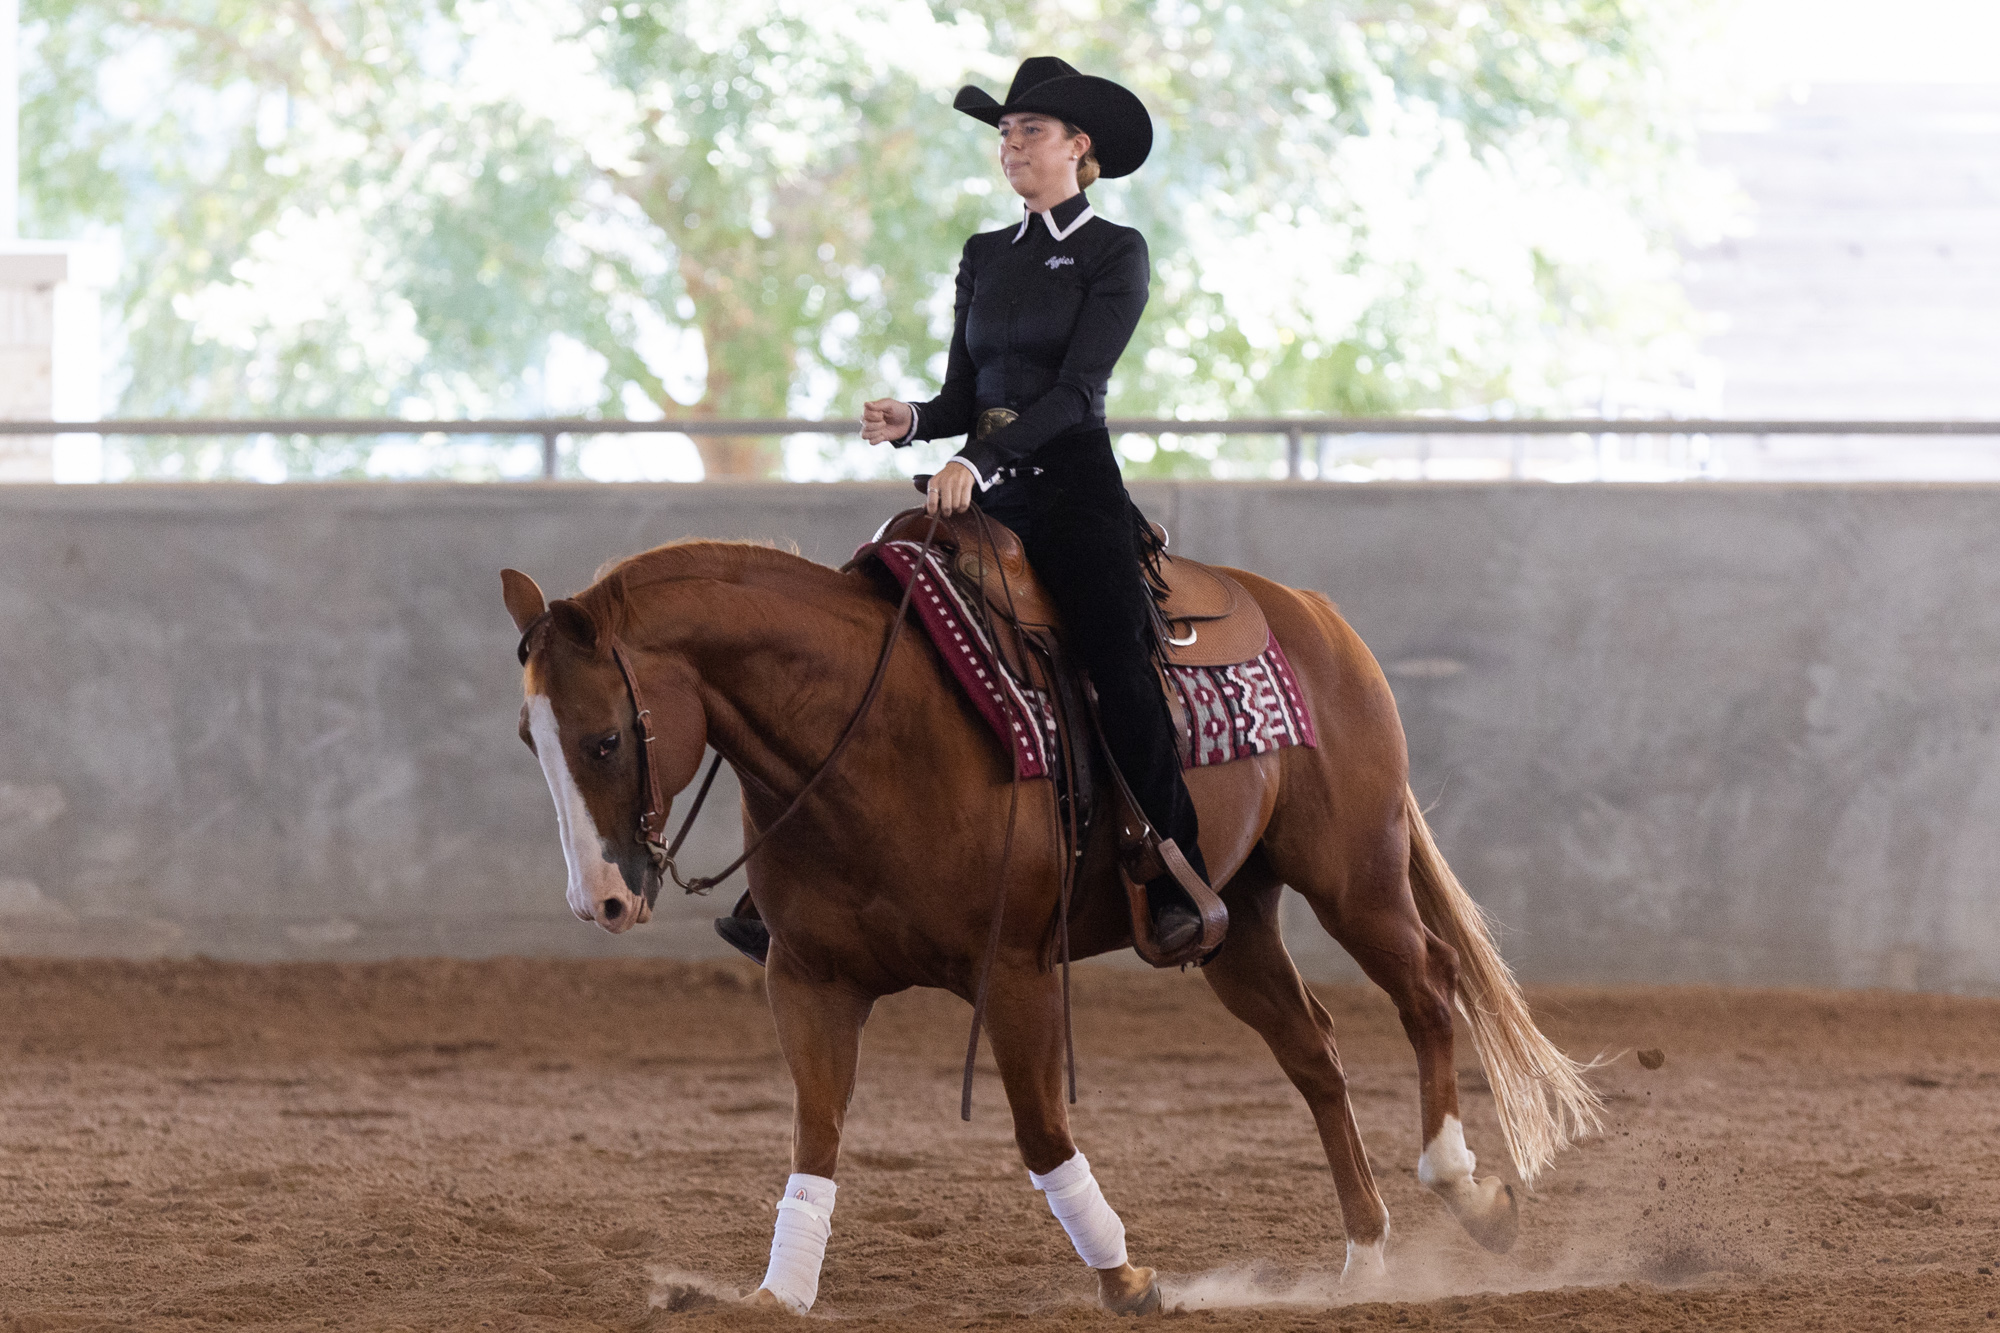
[975,407,1018,441]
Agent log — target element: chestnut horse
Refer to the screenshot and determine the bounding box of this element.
[501,537,1598,1315]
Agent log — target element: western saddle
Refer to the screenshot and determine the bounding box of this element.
[867,506,1272,968]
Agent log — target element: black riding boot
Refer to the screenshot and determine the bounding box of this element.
[1145,846,1211,954]
[997,432,1215,954]
[714,892,769,965]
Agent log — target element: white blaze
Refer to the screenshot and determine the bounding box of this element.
[527,694,622,922]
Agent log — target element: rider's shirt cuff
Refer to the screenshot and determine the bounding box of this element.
[942,456,995,490]
[893,403,920,447]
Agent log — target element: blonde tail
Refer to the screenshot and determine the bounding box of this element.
[1404,789,1602,1185]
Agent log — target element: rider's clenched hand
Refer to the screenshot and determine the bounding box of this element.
[860,398,913,445]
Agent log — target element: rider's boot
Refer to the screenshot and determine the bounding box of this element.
[1120,831,1228,968]
[714,891,770,966]
[1146,876,1204,955]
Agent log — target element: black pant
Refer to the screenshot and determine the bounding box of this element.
[979,427,1207,883]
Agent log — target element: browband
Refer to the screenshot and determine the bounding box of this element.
[516,611,552,665]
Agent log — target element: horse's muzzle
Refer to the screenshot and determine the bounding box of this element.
[593,888,653,932]
[592,849,661,932]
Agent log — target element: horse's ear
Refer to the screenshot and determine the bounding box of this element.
[501,569,546,632]
[548,598,599,653]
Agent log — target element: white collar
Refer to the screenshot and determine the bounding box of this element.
[1012,204,1096,244]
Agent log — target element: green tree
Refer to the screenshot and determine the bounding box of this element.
[21,0,1722,480]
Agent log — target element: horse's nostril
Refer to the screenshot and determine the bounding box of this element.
[602,898,624,921]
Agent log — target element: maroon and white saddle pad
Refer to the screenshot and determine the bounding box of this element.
[871,539,1316,780]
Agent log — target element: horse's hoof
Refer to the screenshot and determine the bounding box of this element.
[1342,1235,1388,1285]
[743,1287,794,1312]
[1100,1266,1162,1316]
[1442,1175,1519,1254]
[1108,1279,1161,1316]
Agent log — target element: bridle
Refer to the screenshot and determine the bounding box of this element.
[517,515,943,900]
[519,509,1067,1120]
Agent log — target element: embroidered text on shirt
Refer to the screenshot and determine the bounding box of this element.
[1045,255,1075,270]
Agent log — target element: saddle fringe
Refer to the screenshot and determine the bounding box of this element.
[1404,790,1604,1186]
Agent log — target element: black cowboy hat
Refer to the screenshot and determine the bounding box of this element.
[953,56,1153,180]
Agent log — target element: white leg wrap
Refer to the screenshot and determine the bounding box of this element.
[1029,1151,1129,1271]
[758,1173,837,1312]
[1417,1115,1476,1188]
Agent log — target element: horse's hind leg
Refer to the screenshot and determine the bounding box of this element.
[749,950,875,1313]
[1200,867,1392,1281]
[1279,814,1520,1255]
[980,965,1161,1315]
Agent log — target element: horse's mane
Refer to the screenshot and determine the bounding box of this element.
[589,537,802,587]
[571,538,859,634]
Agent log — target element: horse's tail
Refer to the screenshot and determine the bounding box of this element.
[1404,788,1602,1185]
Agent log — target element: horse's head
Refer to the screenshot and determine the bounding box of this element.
[502,567,707,933]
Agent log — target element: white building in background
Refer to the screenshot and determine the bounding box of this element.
[1676,0,2000,479]
[0,242,104,480]
[1688,85,2000,421]
[0,0,104,482]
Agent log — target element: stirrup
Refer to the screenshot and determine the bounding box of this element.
[1120,834,1228,969]
[1082,677,1229,968]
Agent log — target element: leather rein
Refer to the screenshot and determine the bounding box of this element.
[519,515,944,901]
[519,510,1070,1122]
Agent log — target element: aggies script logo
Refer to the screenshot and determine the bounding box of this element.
[1045,255,1075,270]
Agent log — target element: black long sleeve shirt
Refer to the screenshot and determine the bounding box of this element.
[900,191,1150,483]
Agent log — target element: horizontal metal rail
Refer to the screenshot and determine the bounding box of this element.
[5,416,1998,480]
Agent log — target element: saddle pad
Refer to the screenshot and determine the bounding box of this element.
[1168,651,1319,768]
[872,540,1316,778]
[874,539,1060,779]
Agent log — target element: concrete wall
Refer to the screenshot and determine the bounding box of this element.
[2,481,1996,992]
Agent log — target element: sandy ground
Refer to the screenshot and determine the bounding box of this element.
[0,956,1996,1332]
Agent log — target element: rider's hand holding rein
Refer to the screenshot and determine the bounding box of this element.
[862,397,974,516]
[923,460,976,517]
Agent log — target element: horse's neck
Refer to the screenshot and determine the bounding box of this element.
[632,551,902,802]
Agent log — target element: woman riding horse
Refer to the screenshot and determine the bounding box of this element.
[507,61,1602,1291]
[858,56,1209,953]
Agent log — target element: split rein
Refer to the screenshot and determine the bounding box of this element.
[620,513,946,899]
[521,510,1068,1118]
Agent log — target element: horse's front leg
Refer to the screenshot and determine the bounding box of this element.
[749,949,874,1313]
[983,966,1161,1316]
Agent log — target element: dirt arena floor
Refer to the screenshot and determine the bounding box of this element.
[1,957,1996,1332]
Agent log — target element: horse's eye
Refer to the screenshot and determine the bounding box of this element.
[593,732,620,760]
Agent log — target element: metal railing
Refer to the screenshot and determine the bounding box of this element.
[5,415,1999,480]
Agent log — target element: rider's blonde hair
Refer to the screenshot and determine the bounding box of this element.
[1061,120,1101,189]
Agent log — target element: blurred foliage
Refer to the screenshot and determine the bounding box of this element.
[21,0,1726,479]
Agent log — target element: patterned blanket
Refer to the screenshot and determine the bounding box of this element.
[872,539,1317,779]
